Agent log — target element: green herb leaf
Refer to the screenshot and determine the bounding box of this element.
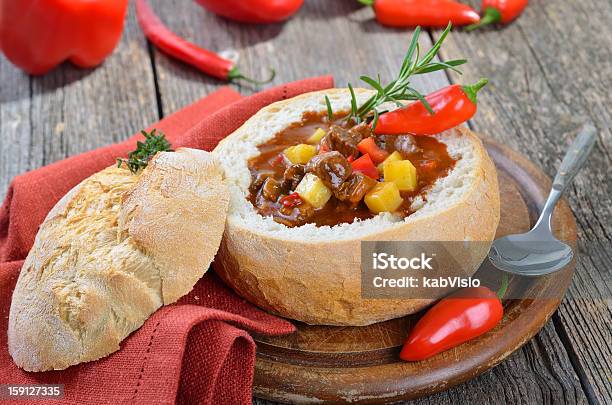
[407,87,434,115]
[420,22,453,66]
[324,95,333,120]
[348,83,360,124]
[359,75,384,95]
[415,59,467,75]
[117,129,173,174]
[371,109,380,131]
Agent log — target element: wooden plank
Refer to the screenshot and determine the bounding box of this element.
[148,1,595,403]
[432,0,612,402]
[0,2,159,200]
[0,56,31,199]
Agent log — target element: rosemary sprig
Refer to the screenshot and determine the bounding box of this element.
[117,129,173,174]
[324,95,333,120]
[337,23,466,129]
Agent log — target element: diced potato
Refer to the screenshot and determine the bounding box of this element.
[377,151,402,172]
[364,182,403,213]
[295,173,332,208]
[284,144,317,164]
[384,160,418,191]
[307,128,327,145]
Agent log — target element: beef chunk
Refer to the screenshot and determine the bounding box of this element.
[282,164,306,191]
[349,122,373,140]
[249,171,272,194]
[334,172,377,205]
[394,134,420,155]
[306,151,352,190]
[326,124,365,158]
[273,201,315,227]
[261,177,282,201]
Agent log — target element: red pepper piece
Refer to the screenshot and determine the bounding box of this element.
[0,0,128,75]
[351,154,379,179]
[280,192,303,207]
[374,78,488,136]
[360,0,480,28]
[318,139,331,154]
[136,0,274,84]
[195,0,304,24]
[357,137,389,164]
[400,275,508,361]
[467,0,528,31]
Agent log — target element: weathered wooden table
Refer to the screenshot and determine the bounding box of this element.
[1,1,610,403]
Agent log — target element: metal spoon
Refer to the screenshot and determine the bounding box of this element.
[488,124,597,276]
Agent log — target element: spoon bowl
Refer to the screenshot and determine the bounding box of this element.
[489,232,573,277]
[488,124,596,277]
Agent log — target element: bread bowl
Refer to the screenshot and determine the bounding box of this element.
[8,148,229,371]
[213,88,500,326]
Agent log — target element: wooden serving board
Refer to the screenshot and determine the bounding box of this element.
[252,137,578,404]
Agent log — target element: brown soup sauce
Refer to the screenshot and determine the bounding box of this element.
[247,112,457,227]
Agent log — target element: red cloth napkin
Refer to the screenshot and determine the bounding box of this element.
[0,76,334,404]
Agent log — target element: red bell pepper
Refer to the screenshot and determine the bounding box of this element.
[467,0,529,31]
[280,192,303,207]
[359,0,480,28]
[374,78,488,135]
[351,154,379,179]
[400,275,508,361]
[357,137,389,164]
[195,0,304,24]
[0,0,128,75]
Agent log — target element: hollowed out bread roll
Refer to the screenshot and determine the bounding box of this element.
[213,89,500,326]
[8,148,229,371]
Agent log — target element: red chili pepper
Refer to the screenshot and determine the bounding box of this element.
[280,192,303,207]
[195,0,304,24]
[359,0,480,28]
[467,0,528,30]
[0,0,128,75]
[400,275,508,361]
[135,0,274,84]
[374,78,488,136]
[357,137,389,164]
[351,154,379,179]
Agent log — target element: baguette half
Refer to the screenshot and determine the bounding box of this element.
[8,148,229,371]
[213,89,500,326]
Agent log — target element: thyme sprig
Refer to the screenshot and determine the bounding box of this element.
[339,23,466,128]
[117,129,173,174]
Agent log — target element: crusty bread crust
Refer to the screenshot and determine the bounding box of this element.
[213,89,500,326]
[8,148,229,371]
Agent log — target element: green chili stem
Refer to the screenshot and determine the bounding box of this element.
[228,66,276,85]
[497,273,509,300]
[466,7,502,32]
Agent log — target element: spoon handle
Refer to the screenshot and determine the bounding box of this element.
[552,124,597,193]
[534,124,597,230]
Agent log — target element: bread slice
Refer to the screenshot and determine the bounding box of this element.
[8,148,229,371]
[213,89,500,326]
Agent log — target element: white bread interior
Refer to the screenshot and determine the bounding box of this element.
[213,89,500,326]
[8,148,229,371]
